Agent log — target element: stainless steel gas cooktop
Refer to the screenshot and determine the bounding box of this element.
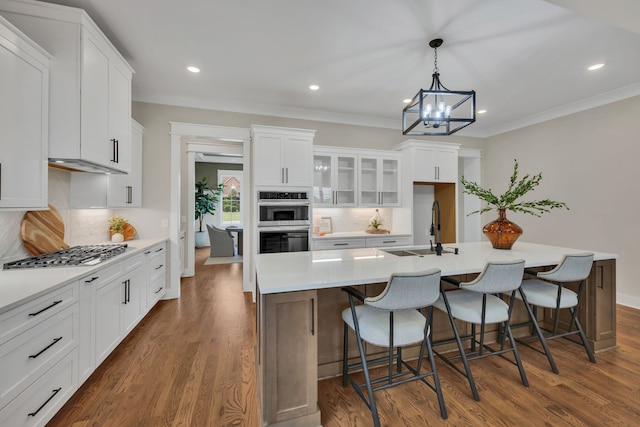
[3,244,128,270]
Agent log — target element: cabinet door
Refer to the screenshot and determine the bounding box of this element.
[334,154,357,206]
[107,60,131,173]
[253,135,284,185]
[80,32,110,167]
[380,157,399,206]
[95,279,123,365]
[313,153,332,205]
[435,148,458,182]
[282,136,312,186]
[0,19,48,209]
[121,266,144,335]
[262,290,319,425]
[358,156,380,206]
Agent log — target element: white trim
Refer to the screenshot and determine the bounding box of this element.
[139,82,640,139]
[617,293,640,310]
[169,122,253,296]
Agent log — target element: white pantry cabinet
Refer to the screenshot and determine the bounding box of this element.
[252,125,315,187]
[0,0,133,173]
[70,120,143,208]
[358,154,401,207]
[313,147,357,207]
[395,140,460,183]
[0,15,49,209]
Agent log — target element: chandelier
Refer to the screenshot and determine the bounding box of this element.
[402,38,476,136]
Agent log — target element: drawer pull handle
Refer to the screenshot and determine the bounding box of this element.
[155,248,164,252]
[84,276,99,284]
[155,264,164,270]
[29,337,63,359]
[383,241,396,244]
[28,387,62,417]
[334,243,349,246]
[144,251,152,255]
[155,287,164,294]
[29,300,62,317]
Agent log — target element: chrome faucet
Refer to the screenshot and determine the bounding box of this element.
[430,200,443,256]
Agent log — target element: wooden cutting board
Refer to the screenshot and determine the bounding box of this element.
[110,222,136,241]
[21,204,69,255]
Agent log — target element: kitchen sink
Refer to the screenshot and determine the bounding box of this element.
[382,247,457,257]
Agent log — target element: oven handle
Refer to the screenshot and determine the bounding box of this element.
[257,225,310,232]
[257,201,310,206]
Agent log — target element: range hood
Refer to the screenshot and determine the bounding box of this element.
[49,158,127,174]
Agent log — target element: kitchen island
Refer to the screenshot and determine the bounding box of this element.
[255,241,617,427]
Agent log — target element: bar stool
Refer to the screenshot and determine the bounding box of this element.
[514,253,596,372]
[433,260,528,401]
[341,269,447,427]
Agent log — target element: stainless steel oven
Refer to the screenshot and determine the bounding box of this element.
[258,226,310,254]
[257,190,310,253]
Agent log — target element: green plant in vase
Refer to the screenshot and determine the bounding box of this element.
[461,159,568,249]
[195,177,224,248]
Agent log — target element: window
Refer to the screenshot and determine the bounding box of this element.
[217,171,242,226]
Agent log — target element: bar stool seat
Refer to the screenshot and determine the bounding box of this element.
[341,269,447,426]
[514,253,596,373]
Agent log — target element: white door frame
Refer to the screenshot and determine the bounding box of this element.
[169,122,251,298]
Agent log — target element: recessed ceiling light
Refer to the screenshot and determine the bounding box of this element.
[187,66,200,73]
[402,99,412,104]
[587,63,604,71]
[309,84,320,91]
[477,109,487,114]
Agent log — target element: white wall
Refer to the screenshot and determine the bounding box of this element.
[483,95,640,308]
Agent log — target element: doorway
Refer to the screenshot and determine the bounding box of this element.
[169,123,252,299]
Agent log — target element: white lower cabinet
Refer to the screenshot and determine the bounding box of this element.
[364,235,412,248]
[314,238,365,250]
[0,240,168,427]
[0,281,79,427]
[0,349,77,427]
[145,243,166,308]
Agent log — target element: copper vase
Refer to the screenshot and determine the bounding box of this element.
[483,209,523,249]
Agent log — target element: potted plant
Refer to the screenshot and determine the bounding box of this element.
[108,216,128,242]
[461,159,568,249]
[195,177,224,248]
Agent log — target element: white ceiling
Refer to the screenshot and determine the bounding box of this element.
[34,0,640,137]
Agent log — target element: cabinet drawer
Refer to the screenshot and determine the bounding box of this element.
[123,253,144,272]
[0,304,78,410]
[0,348,77,427]
[80,261,123,290]
[0,282,78,345]
[147,244,166,283]
[365,236,412,248]
[148,275,165,308]
[314,239,365,250]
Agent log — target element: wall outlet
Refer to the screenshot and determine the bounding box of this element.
[161,219,169,228]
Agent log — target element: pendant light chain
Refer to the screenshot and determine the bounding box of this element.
[433,45,439,75]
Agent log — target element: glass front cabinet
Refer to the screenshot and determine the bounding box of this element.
[313,150,357,207]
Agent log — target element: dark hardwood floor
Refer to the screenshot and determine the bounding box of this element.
[48,248,640,426]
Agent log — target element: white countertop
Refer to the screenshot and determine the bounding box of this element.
[312,231,411,240]
[256,241,617,294]
[0,238,168,314]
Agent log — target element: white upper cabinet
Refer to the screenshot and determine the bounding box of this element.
[0,15,49,209]
[252,125,315,187]
[0,0,133,174]
[313,148,357,207]
[358,154,401,207]
[394,140,460,183]
[70,120,143,208]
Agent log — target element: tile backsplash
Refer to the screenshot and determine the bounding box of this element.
[0,167,113,264]
[313,207,393,233]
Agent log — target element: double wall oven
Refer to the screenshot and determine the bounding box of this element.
[257,190,310,254]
